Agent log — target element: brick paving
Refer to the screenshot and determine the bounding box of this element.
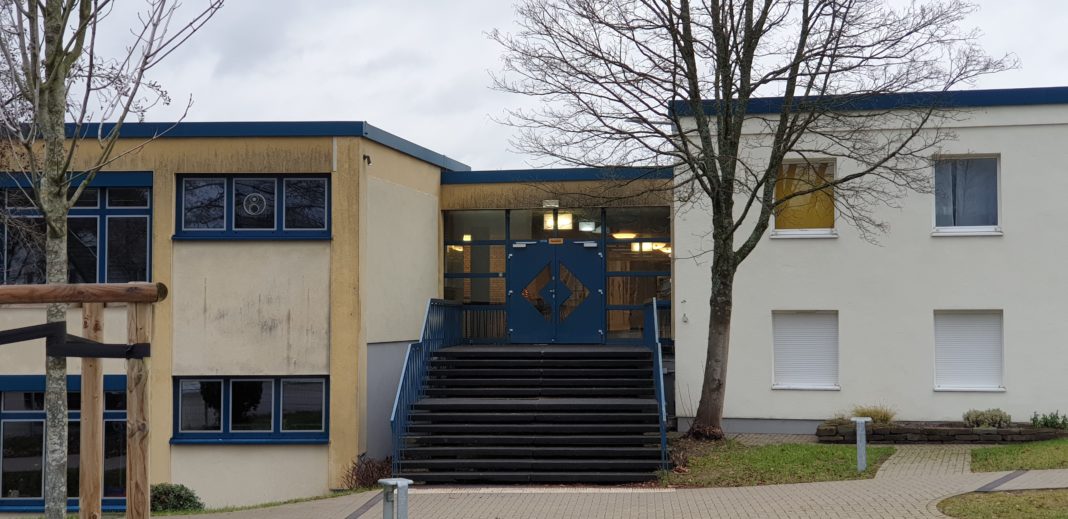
[728,433,818,445]
[157,440,1068,519]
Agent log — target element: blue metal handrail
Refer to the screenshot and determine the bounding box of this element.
[390,299,462,474]
[642,298,669,470]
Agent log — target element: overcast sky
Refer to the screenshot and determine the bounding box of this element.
[123,0,1068,170]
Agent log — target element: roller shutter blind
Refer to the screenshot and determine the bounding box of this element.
[773,311,839,388]
[934,311,1003,389]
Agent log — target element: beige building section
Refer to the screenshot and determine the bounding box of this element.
[0,305,128,374]
[170,445,329,507]
[171,241,330,375]
[441,179,671,210]
[363,140,443,344]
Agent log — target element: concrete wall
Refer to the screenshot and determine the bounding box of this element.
[366,341,414,458]
[170,445,328,508]
[674,103,1068,425]
[171,241,330,375]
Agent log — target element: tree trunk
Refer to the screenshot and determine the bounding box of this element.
[690,260,734,439]
[40,5,71,508]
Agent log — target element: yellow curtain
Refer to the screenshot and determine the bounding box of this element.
[774,163,834,229]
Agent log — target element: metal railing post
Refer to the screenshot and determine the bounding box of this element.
[852,416,872,472]
[379,478,413,519]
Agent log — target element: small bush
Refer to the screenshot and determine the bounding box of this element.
[151,483,204,512]
[963,408,1012,428]
[342,453,392,490]
[851,404,896,425]
[1031,411,1068,429]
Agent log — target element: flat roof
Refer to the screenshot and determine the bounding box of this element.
[670,86,1068,117]
[441,167,673,184]
[66,121,471,172]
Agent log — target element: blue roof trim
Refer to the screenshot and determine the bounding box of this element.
[65,121,471,172]
[441,167,673,184]
[0,374,127,391]
[671,86,1068,116]
[0,171,152,188]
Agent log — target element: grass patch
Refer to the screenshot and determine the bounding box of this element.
[972,438,1068,472]
[660,438,894,487]
[939,489,1068,519]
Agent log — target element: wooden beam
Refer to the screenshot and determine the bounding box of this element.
[126,303,151,519]
[0,282,167,304]
[79,303,104,519]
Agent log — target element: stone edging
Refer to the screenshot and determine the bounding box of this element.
[816,423,1068,444]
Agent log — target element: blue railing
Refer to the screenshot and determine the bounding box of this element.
[390,299,463,474]
[642,298,670,470]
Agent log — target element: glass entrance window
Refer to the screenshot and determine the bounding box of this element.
[606,207,670,239]
[444,210,506,242]
[555,208,602,240]
[508,209,555,240]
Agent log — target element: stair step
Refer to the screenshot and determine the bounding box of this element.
[403,434,661,446]
[413,397,658,412]
[408,423,661,434]
[427,368,652,378]
[429,359,651,368]
[408,412,659,424]
[400,446,661,458]
[426,378,652,387]
[435,345,650,359]
[395,471,656,483]
[424,387,653,397]
[397,458,663,470]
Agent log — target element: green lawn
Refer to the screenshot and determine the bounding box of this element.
[972,438,1068,472]
[940,489,1068,519]
[660,439,894,487]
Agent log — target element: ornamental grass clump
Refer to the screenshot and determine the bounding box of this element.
[851,405,896,425]
[963,408,1012,428]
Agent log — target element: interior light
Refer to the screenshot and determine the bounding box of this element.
[613,232,637,240]
[462,234,472,242]
[660,246,672,255]
[543,213,555,230]
[630,243,641,252]
[557,213,573,230]
[642,242,653,252]
[651,242,667,250]
[579,221,596,232]
[449,245,464,252]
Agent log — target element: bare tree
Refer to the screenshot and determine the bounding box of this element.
[0,1,221,516]
[492,0,1013,438]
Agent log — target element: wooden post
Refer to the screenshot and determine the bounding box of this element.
[79,303,104,519]
[126,303,151,519]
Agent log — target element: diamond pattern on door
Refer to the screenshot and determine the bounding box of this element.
[522,264,553,321]
[558,263,589,321]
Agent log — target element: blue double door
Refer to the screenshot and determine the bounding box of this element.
[507,240,605,343]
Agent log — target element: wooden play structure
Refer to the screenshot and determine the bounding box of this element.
[0,282,167,519]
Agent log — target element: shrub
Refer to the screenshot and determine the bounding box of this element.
[963,408,1012,428]
[342,453,392,490]
[851,404,896,425]
[1031,411,1068,429]
[151,483,204,512]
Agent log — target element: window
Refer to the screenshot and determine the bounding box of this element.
[0,375,127,506]
[605,207,671,341]
[772,311,839,390]
[1,185,151,284]
[173,377,328,443]
[773,162,835,237]
[443,210,506,306]
[177,175,330,239]
[934,157,999,233]
[934,311,1003,391]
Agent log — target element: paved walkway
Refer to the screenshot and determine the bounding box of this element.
[147,437,1068,518]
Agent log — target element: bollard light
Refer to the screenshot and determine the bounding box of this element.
[852,416,873,472]
[378,478,414,519]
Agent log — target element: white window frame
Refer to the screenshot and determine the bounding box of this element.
[933,310,1005,392]
[280,378,326,433]
[769,160,838,239]
[931,155,1003,237]
[228,379,274,433]
[177,379,224,433]
[771,310,841,390]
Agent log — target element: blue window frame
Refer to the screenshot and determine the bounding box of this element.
[0,173,152,285]
[174,175,331,240]
[171,376,328,445]
[0,375,127,514]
